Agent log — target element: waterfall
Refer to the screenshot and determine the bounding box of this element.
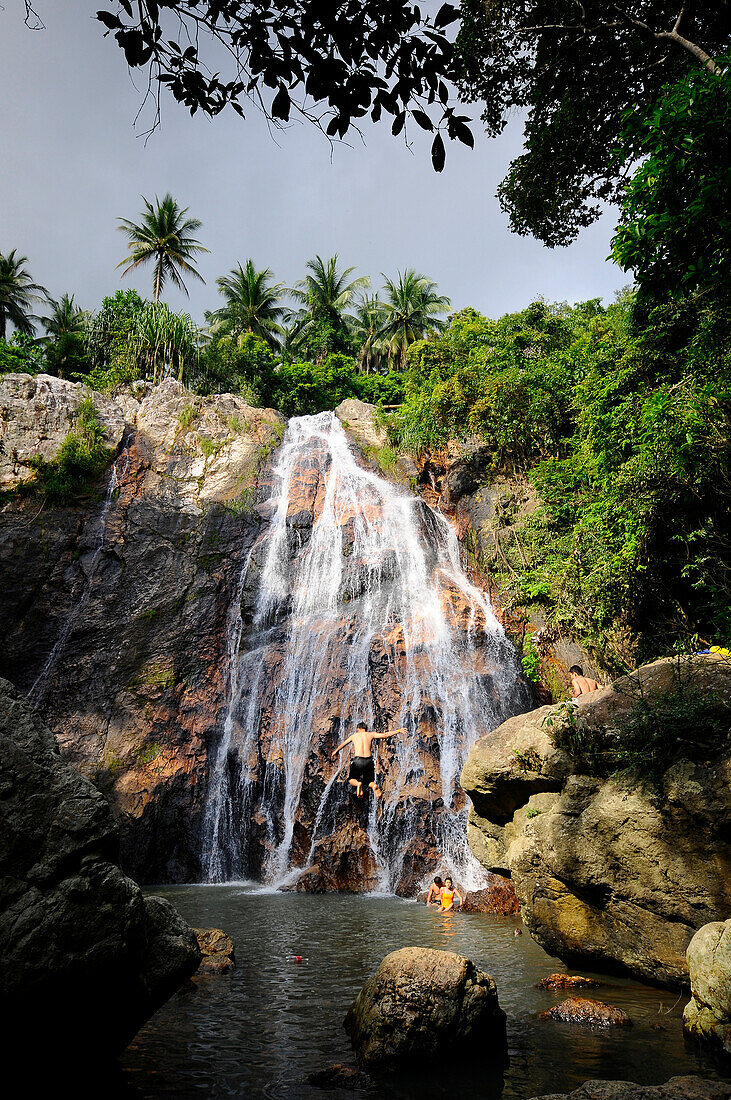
[203,412,527,893]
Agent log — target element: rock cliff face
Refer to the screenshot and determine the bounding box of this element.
[0,677,200,1060]
[1,380,524,891]
[0,373,283,882]
[462,657,731,988]
[415,441,604,695]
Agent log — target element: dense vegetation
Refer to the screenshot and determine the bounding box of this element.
[1,36,729,672]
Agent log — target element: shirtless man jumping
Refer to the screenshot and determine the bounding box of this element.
[331,722,406,798]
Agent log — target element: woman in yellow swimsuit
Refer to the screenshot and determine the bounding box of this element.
[439,877,463,912]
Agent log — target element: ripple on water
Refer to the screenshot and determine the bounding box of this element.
[120,888,729,1098]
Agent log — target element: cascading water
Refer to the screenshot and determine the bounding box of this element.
[203,412,528,892]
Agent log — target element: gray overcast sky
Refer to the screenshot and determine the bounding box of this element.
[0,1,628,324]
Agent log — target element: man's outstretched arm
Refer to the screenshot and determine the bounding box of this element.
[373,726,408,740]
[331,735,353,761]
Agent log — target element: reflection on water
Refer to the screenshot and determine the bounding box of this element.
[121,888,728,1098]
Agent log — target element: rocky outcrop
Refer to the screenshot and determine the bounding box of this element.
[540,998,632,1027]
[529,1077,731,1100]
[683,919,731,1054]
[193,927,236,974]
[0,373,126,490]
[344,947,506,1068]
[0,374,283,882]
[462,656,731,988]
[410,443,604,694]
[334,398,418,483]
[0,677,200,1060]
[462,874,521,915]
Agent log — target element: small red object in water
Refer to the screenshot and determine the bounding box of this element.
[292,955,303,962]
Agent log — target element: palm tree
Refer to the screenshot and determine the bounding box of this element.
[0,250,46,340]
[206,260,285,348]
[352,293,389,374]
[380,269,451,369]
[40,293,88,341]
[289,254,369,361]
[117,193,209,303]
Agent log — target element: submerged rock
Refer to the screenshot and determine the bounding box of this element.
[462,656,731,987]
[683,919,731,1054]
[529,1077,731,1100]
[344,946,506,1068]
[193,927,236,975]
[307,1063,372,1090]
[540,998,632,1028]
[0,678,200,1061]
[537,975,601,991]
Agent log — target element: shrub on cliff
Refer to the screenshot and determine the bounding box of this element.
[27,398,113,502]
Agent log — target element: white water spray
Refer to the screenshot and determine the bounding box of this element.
[203,413,526,892]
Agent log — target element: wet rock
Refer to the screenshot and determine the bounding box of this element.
[0,677,200,1061]
[0,379,283,883]
[292,823,381,893]
[540,998,632,1028]
[307,1063,371,1090]
[683,919,731,1053]
[193,927,236,974]
[462,875,521,915]
[344,947,506,1068]
[462,656,731,988]
[529,1076,731,1100]
[537,975,602,991]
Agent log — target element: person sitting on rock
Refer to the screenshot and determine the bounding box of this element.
[569,665,600,697]
[426,876,444,906]
[330,721,406,798]
[439,877,463,912]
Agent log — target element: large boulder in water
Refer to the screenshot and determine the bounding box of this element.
[344,947,506,1068]
[0,678,201,1061]
[683,919,731,1054]
[462,656,731,988]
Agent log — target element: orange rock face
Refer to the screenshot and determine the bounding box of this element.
[462,876,521,915]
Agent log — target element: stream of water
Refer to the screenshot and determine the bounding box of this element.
[121,887,727,1099]
[203,413,527,891]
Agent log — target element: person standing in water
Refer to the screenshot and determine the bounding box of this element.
[331,722,406,798]
[426,876,444,906]
[439,877,463,912]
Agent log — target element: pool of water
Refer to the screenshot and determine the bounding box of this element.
[120,887,727,1098]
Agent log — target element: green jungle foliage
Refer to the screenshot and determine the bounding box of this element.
[26,399,113,502]
[387,291,730,669]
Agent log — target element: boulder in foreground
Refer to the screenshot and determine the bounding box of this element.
[344,946,506,1068]
[0,677,200,1061]
[462,656,731,988]
[683,919,731,1054]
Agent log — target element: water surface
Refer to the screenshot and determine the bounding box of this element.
[121,888,726,1098]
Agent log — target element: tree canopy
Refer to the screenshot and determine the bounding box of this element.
[455,1,731,245]
[93,0,473,169]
